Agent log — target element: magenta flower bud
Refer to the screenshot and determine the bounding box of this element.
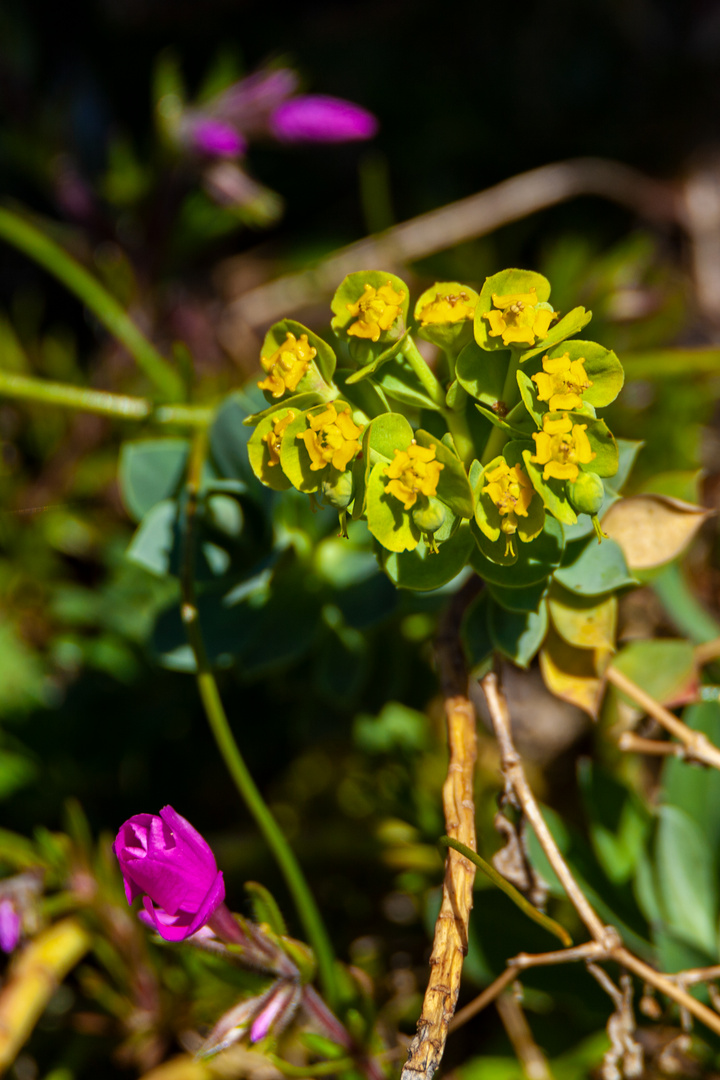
[189,118,247,158]
[113,806,225,942]
[270,96,378,143]
[0,899,20,954]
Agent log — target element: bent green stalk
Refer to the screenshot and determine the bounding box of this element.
[181,430,339,1009]
[0,206,183,401]
[0,369,211,426]
[440,836,572,947]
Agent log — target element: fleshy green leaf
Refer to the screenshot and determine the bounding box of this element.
[247,406,296,491]
[489,598,548,668]
[520,307,593,362]
[119,439,189,523]
[553,537,637,596]
[366,461,419,553]
[455,340,509,403]
[471,515,565,588]
[487,580,548,613]
[522,448,578,526]
[381,523,474,590]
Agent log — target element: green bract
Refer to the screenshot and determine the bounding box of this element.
[414,281,478,354]
[474,269,552,352]
[256,319,337,406]
[330,271,410,363]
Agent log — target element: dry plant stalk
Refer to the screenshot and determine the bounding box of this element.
[401,696,477,1080]
[607,665,720,771]
[474,670,720,1043]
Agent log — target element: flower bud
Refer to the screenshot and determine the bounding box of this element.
[411,496,447,535]
[114,806,225,942]
[321,470,355,509]
[567,471,605,515]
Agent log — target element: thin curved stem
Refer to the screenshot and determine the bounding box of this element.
[0,206,183,401]
[0,369,211,426]
[180,430,339,1010]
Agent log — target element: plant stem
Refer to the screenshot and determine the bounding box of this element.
[481,349,522,464]
[0,206,183,401]
[180,430,339,1010]
[401,337,447,409]
[0,369,211,426]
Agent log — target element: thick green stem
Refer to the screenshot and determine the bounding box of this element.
[0,206,183,401]
[400,337,447,409]
[480,349,522,464]
[0,369,211,426]
[180,431,338,1009]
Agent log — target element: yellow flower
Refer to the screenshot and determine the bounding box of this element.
[262,410,295,467]
[418,290,475,326]
[530,413,595,482]
[482,288,557,347]
[483,460,534,534]
[299,404,363,472]
[531,352,593,411]
[384,443,444,510]
[258,333,316,398]
[346,282,405,342]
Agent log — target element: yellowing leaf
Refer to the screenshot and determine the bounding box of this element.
[539,628,608,718]
[548,585,617,651]
[601,495,712,570]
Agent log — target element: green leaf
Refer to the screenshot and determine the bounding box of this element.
[489,598,548,668]
[366,461,419,553]
[247,406,295,491]
[520,307,593,362]
[381,523,474,591]
[609,439,643,493]
[522,448,578,526]
[655,805,718,956]
[582,416,619,478]
[471,515,565,588]
[375,355,445,411]
[414,281,478,352]
[245,882,288,937]
[474,269,551,352]
[455,340,508,403]
[475,403,535,438]
[125,500,178,577]
[663,702,720,852]
[516,369,544,428]
[210,390,261,487]
[611,639,697,707]
[415,430,474,519]
[344,331,408,384]
[366,412,414,462]
[577,760,651,885]
[244,391,326,427]
[553,537,636,596]
[487,580,548,613]
[119,439,189,523]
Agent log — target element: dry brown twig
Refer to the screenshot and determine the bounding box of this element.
[468,670,720,1045]
[606,665,720,771]
[400,588,479,1080]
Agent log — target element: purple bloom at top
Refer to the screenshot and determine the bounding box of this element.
[270,95,379,143]
[0,899,20,954]
[113,806,225,942]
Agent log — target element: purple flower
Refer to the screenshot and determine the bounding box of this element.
[0,899,20,954]
[270,96,378,143]
[188,118,247,159]
[114,806,225,942]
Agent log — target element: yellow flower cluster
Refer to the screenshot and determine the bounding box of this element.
[418,290,475,326]
[262,410,295,467]
[531,352,592,412]
[258,333,316,398]
[298,404,363,473]
[530,413,595,481]
[483,289,557,347]
[346,282,405,342]
[384,443,443,510]
[483,461,534,533]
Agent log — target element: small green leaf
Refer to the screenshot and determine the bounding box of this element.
[366,412,415,461]
[475,403,535,438]
[125,500,178,577]
[553,537,637,596]
[471,515,565,588]
[521,307,593,362]
[245,882,288,937]
[656,805,718,956]
[119,439,189,522]
[609,439,643,493]
[247,406,295,491]
[381,523,474,590]
[489,598,548,668]
[455,340,508,403]
[487,580,548,612]
[522,449,578,526]
[375,354,445,412]
[344,331,409,384]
